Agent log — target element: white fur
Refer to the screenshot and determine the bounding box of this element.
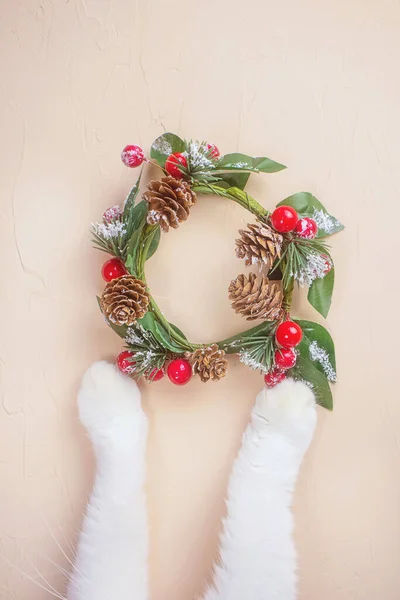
[69,363,316,600]
[201,379,317,600]
[67,361,149,600]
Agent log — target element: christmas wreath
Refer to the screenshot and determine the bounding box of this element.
[91,133,343,409]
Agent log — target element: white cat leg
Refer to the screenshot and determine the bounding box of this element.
[67,361,149,600]
[203,379,317,600]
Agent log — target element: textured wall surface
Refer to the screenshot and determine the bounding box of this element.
[1,1,400,598]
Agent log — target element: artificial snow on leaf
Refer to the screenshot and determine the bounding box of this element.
[277,192,344,238]
[294,319,336,381]
[217,153,286,173]
[150,133,186,167]
[291,355,333,410]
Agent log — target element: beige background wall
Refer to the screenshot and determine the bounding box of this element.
[1,0,400,598]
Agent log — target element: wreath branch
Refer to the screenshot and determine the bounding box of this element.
[93,133,342,406]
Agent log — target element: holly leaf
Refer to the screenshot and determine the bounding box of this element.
[277,192,344,238]
[150,133,186,167]
[217,153,286,173]
[294,319,336,381]
[290,355,333,410]
[308,266,335,318]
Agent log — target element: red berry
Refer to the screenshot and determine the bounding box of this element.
[275,347,297,370]
[103,205,123,223]
[264,368,286,388]
[271,206,298,233]
[116,350,136,374]
[121,144,145,168]
[206,143,220,159]
[101,258,127,282]
[294,217,318,239]
[146,367,164,382]
[276,321,303,348]
[167,358,192,385]
[165,153,188,178]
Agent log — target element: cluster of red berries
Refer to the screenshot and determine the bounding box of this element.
[116,350,192,385]
[121,143,220,179]
[264,320,303,388]
[269,205,331,275]
[270,205,318,240]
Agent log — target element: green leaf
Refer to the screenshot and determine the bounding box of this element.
[123,171,142,219]
[168,323,188,340]
[137,311,158,333]
[307,266,335,318]
[154,322,185,353]
[294,319,336,381]
[146,226,160,260]
[217,171,251,190]
[138,312,185,353]
[291,355,333,410]
[217,152,286,173]
[125,201,148,274]
[277,192,344,238]
[150,133,186,167]
[126,200,148,238]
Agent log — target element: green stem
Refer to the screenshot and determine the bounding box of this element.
[282,277,294,312]
[192,183,269,221]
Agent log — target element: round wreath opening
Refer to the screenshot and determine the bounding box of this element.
[91,134,344,408]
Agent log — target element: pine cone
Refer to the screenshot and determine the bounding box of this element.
[228,273,283,321]
[235,222,283,271]
[186,344,228,382]
[101,275,149,326]
[143,177,197,232]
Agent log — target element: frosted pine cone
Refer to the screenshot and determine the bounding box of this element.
[235,222,283,271]
[100,275,149,326]
[186,344,228,382]
[143,177,197,232]
[228,273,283,321]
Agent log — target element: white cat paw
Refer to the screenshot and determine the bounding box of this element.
[252,378,317,451]
[78,361,146,450]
